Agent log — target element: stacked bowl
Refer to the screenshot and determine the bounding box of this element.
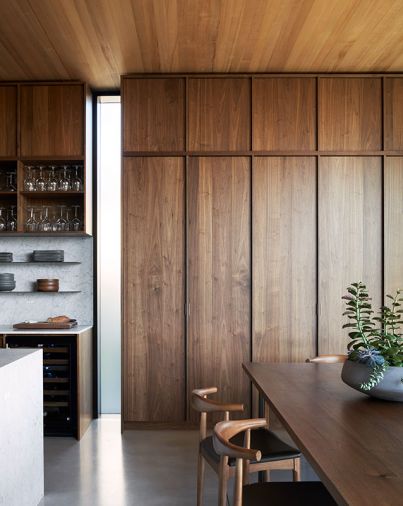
[0,252,13,263]
[37,279,59,292]
[0,273,16,291]
[33,250,64,262]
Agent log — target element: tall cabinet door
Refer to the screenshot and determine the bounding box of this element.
[187,157,251,420]
[122,157,185,423]
[253,157,317,363]
[318,157,382,353]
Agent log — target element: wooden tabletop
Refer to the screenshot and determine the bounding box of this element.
[243,362,403,506]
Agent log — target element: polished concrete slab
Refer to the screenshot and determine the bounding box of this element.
[39,416,318,506]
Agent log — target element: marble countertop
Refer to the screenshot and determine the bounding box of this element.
[0,348,41,368]
[0,325,93,335]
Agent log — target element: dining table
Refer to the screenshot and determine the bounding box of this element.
[243,362,403,506]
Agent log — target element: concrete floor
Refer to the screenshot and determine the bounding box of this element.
[39,416,318,506]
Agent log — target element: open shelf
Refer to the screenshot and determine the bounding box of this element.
[0,261,81,265]
[0,291,81,294]
[20,191,84,198]
[0,232,90,237]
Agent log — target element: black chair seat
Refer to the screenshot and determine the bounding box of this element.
[243,482,337,506]
[200,428,300,466]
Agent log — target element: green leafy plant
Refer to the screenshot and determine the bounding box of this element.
[342,282,403,390]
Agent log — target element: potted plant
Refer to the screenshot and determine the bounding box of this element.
[341,281,403,401]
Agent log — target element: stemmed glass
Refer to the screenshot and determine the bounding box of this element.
[55,205,67,231]
[6,172,17,192]
[38,206,52,232]
[47,166,58,192]
[6,206,17,231]
[0,208,6,232]
[70,205,82,231]
[71,166,83,192]
[24,166,36,192]
[36,166,46,192]
[25,207,37,232]
[59,166,70,191]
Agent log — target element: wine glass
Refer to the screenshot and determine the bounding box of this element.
[38,206,52,232]
[36,166,46,192]
[24,166,36,192]
[70,205,82,231]
[59,166,70,191]
[25,207,37,232]
[47,166,58,191]
[0,208,6,232]
[6,206,17,231]
[6,172,17,191]
[55,205,67,231]
[71,165,83,192]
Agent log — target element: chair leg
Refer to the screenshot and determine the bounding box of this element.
[218,457,229,506]
[197,454,205,506]
[293,458,301,482]
[263,469,271,482]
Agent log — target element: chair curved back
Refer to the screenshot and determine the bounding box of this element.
[213,418,267,461]
[191,387,244,414]
[306,354,347,364]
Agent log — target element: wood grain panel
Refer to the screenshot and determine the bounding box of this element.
[123,157,185,422]
[385,78,403,150]
[20,85,84,157]
[123,78,185,152]
[0,86,17,157]
[318,157,382,354]
[319,78,382,151]
[253,157,317,363]
[385,157,403,296]
[2,2,403,87]
[187,157,250,421]
[188,78,250,151]
[252,78,316,151]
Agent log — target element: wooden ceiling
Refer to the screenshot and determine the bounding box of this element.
[1,0,403,89]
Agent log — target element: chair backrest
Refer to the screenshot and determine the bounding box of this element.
[191,387,244,440]
[306,354,347,364]
[213,418,267,506]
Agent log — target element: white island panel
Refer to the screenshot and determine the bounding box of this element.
[0,349,43,506]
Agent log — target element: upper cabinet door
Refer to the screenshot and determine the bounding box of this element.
[123,78,185,152]
[20,85,84,157]
[0,86,17,157]
[252,78,316,151]
[188,78,251,151]
[385,78,403,150]
[319,78,382,151]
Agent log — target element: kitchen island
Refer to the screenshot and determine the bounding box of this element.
[0,348,43,506]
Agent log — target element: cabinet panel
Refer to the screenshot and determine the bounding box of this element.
[385,157,403,295]
[0,86,17,157]
[318,157,382,353]
[252,78,316,151]
[385,78,403,150]
[319,78,382,151]
[188,78,250,151]
[123,157,185,422]
[20,85,84,157]
[123,78,185,152]
[187,157,251,420]
[253,157,316,363]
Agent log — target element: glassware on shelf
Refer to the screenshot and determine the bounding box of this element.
[70,205,82,231]
[0,208,6,232]
[36,166,47,192]
[47,166,58,192]
[71,166,83,192]
[55,205,67,231]
[24,166,36,192]
[6,206,17,231]
[59,166,70,191]
[25,207,37,232]
[6,172,17,192]
[38,206,52,232]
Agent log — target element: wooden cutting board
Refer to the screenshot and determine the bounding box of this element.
[13,320,78,329]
